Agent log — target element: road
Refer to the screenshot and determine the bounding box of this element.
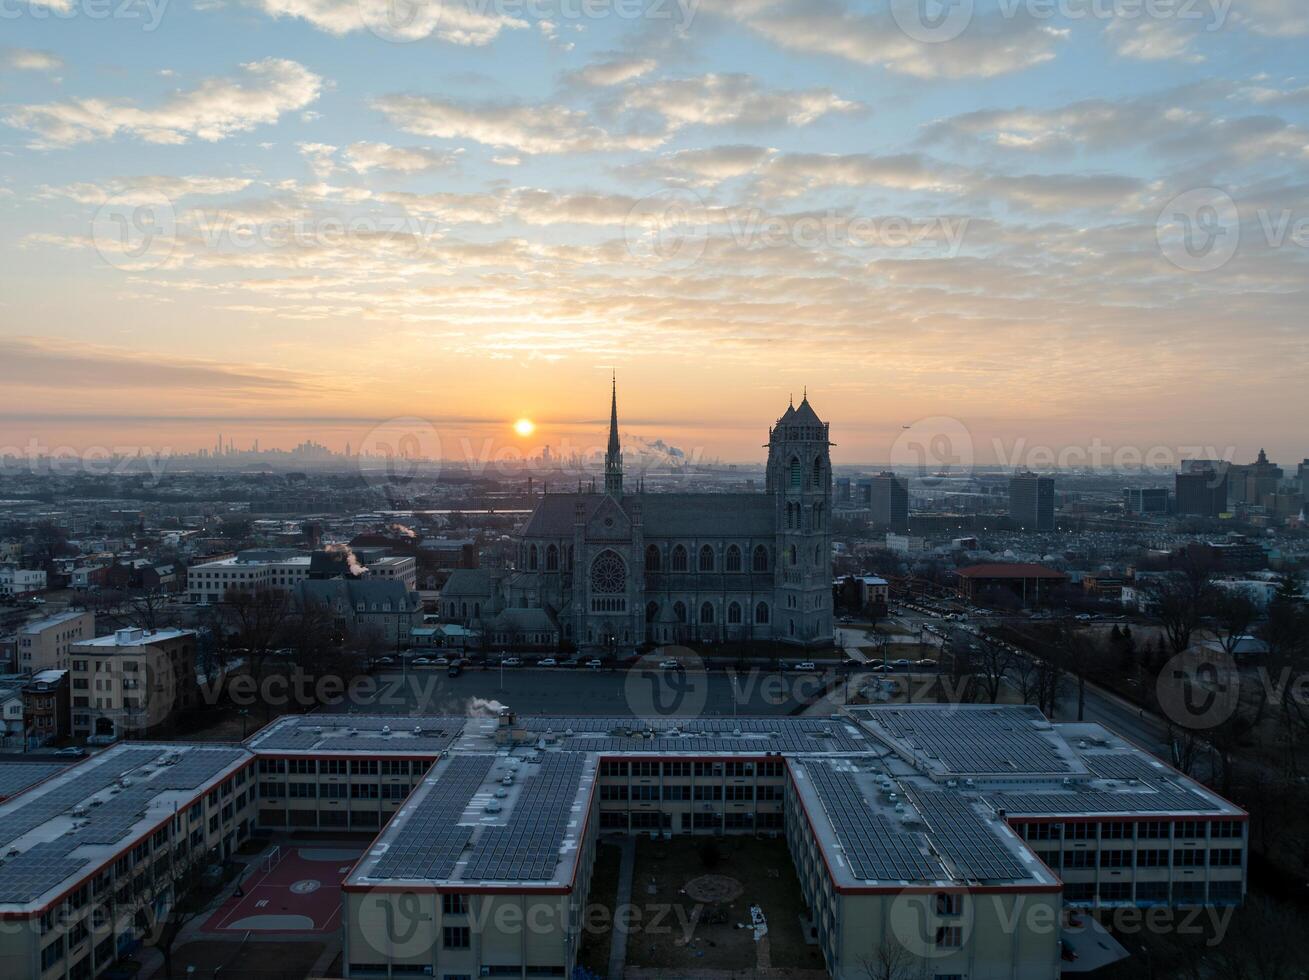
[317,666,813,717]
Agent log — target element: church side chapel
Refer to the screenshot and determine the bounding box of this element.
[442,383,835,653]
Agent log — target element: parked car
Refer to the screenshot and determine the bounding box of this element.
[795,661,818,672]
[585,658,603,669]
[501,656,523,668]
[447,663,463,677]
[659,659,682,670]
[411,657,433,667]
[561,657,580,668]
[893,658,911,669]
[538,657,559,667]
[432,656,450,667]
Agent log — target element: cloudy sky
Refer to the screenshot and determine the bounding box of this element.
[0,0,1306,466]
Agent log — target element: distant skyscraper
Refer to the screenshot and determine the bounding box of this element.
[1009,472,1055,531]
[1175,468,1229,517]
[868,471,909,531]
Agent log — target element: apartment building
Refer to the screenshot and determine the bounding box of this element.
[68,629,197,740]
[0,743,255,980]
[187,550,418,604]
[0,567,47,599]
[17,611,95,672]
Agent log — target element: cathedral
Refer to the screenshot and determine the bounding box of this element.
[441,384,834,653]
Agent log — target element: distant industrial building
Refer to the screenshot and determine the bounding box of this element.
[1175,468,1229,518]
[1123,487,1170,516]
[1008,472,1056,531]
[955,562,1069,606]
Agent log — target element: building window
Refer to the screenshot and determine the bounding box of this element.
[752,545,769,572]
[673,601,687,623]
[443,893,469,915]
[528,545,538,571]
[725,545,741,572]
[727,602,742,625]
[443,926,470,949]
[545,545,559,571]
[755,602,770,625]
[699,602,714,624]
[645,545,661,572]
[698,545,714,572]
[671,545,688,572]
[590,551,626,594]
[789,457,801,489]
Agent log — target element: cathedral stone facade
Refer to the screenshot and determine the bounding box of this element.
[443,385,835,653]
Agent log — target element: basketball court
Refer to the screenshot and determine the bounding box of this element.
[204,845,361,933]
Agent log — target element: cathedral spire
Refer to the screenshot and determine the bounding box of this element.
[605,374,623,496]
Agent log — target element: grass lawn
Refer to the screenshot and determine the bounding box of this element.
[626,836,824,973]
[576,839,623,974]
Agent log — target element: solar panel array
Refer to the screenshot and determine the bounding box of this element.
[369,755,492,881]
[0,763,66,800]
[862,707,1071,775]
[911,792,1029,882]
[804,763,945,883]
[1085,753,1164,781]
[252,715,466,753]
[463,754,586,882]
[987,786,1220,816]
[517,716,867,753]
[0,746,245,904]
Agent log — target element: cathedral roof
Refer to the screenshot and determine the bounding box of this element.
[790,396,824,427]
[521,492,776,538]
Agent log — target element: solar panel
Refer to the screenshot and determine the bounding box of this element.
[858,706,1071,775]
[463,754,586,882]
[370,755,493,881]
[910,791,1029,882]
[803,762,946,883]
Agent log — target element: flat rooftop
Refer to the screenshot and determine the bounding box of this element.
[73,628,192,649]
[247,714,468,756]
[0,743,248,913]
[19,610,90,633]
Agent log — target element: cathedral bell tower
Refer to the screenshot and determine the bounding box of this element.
[766,390,834,647]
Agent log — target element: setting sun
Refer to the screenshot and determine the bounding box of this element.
[513,418,536,437]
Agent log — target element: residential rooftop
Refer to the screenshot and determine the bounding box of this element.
[74,628,193,649]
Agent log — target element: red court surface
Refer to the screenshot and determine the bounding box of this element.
[204,846,361,933]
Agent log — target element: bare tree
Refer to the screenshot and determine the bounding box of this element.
[859,937,926,980]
